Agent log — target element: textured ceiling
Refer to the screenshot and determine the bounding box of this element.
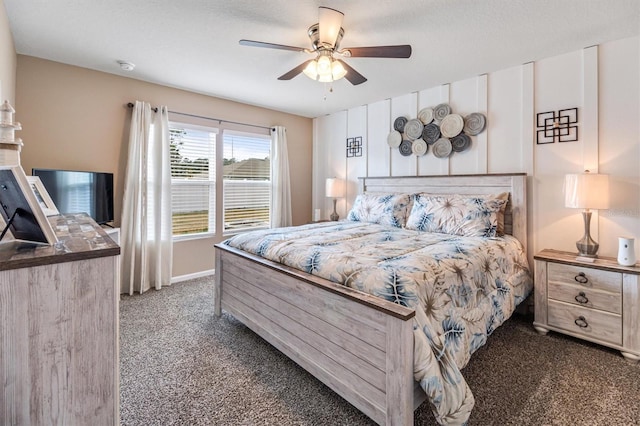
[4,0,639,118]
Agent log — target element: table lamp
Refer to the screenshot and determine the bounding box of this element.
[564,171,609,258]
[325,178,344,221]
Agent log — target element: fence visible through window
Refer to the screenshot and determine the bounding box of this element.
[169,124,272,237]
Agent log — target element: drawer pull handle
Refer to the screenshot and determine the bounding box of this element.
[575,292,589,304]
[574,316,589,328]
[574,272,589,284]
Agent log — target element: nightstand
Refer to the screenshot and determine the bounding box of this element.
[534,249,640,363]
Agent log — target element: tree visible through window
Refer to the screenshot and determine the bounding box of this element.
[170,124,216,236]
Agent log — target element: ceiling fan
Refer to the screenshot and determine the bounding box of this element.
[239,6,412,85]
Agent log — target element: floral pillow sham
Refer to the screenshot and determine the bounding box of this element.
[405,193,507,237]
[417,192,510,235]
[346,193,412,228]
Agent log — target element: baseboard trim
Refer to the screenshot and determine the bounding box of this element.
[171,269,215,284]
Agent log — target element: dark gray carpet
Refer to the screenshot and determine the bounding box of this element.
[120,277,640,425]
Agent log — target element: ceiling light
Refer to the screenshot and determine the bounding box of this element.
[318,7,344,47]
[316,55,332,74]
[302,51,347,83]
[303,60,319,80]
[331,61,347,80]
[117,61,135,71]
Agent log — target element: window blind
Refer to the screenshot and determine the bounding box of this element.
[223,131,271,233]
[169,124,217,236]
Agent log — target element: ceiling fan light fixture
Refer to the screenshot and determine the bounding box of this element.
[302,59,319,80]
[318,72,334,83]
[317,55,332,74]
[318,7,344,47]
[243,7,408,86]
[303,55,347,83]
[331,60,347,80]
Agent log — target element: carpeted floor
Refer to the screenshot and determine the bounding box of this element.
[120,277,640,425]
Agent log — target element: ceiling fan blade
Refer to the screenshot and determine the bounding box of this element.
[239,39,307,53]
[318,6,344,47]
[335,60,367,85]
[342,45,412,58]
[278,60,313,80]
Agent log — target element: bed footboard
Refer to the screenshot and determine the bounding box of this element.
[214,244,417,425]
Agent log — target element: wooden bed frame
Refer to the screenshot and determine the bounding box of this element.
[214,174,527,425]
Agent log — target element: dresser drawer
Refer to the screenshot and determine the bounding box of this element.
[548,299,622,345]
[548,281,621,314]
[548,263,621,293]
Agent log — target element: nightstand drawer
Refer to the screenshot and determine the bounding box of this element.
[548,263,621,293]
[548,300,622,345]
[548,281,621,314]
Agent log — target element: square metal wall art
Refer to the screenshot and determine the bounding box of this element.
[536,108,578,144]
[346,136,363,157]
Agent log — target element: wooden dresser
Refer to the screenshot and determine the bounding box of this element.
[0,213,120,425]
[534,249,640,363]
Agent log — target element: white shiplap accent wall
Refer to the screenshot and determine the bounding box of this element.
[487,65,524,173]
[417,86,448,175]
[328,111,347,219]
[367,99,391,177]
[346,105,367,213]
[390,93,418,177]
[450,76,487,174]
[533,49,584,256]
[598,36,640,257]
[313,35,640,260]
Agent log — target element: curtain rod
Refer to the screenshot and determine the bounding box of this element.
[126,102,272,131]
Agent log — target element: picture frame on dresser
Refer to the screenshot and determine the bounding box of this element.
[27,175,59,216]
[0,165,58,245]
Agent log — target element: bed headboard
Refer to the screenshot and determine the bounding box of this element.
[358,174,527,250]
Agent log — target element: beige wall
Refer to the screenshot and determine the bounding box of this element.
[0,0,16,103]
[16,55,313,278]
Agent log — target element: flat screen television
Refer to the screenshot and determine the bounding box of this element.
[32,168,114,225]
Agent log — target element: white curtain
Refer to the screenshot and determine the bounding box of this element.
[120,101,173,294]
[270,126,292,228]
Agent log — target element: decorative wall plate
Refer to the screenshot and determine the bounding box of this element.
[412,138,428,156]
[404,119,424,140]
[439,114,464,138]
[450,133,471,152]
[399,139,413,156]
[417,107,434,125]
[387,130,402,148]
[463,113,486,135]
[422,123,441,144]
[433,103,451,123]
[394,116,408,132]
[432,138,453,158]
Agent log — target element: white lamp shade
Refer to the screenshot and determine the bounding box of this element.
[325,178,344,198]
[564,172,609,209]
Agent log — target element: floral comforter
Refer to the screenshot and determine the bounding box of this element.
[223,221,532,424]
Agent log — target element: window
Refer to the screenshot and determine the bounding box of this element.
[223,131,271,234]
[169,123,217,237]
[168,124,271,239]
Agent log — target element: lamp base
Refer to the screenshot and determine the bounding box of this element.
[330,198,339,221]
[330,212,339,221]
[576,210,599,258]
